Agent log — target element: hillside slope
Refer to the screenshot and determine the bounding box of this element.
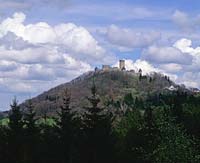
[21,69,188,115]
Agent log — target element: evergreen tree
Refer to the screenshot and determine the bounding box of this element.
[8,97,24,163]
[139,69,142,81]
[142,106,159,162]
[23,100,39,163]
[115,109,145,163]
[82,82,114,163]
[9,98,24,132]
[56,88,77,163]
[152,109,199,163]
[38,114,59,163]
[0,125,9,162]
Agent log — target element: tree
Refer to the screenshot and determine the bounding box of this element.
[152,109,199,163]
[23,100,39,163]
[139,69,142,81]
[81,82,115,163]
[24,100,38,133]
[114,109,145,163]
[8,97,24,162]
[9,98,23,132]
[142,106,159,162]
[56,88,78,163]
[0,125,9,162]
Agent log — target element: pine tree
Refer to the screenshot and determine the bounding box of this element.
[23,100,38,163]
[139,69,142,81]
[142,106,159,162]
[9,98,24,132]
[0,125,9,162]
[82,81,114,163]
[56,88,76,163]
[8,97,24,163]
[24,100,38,134]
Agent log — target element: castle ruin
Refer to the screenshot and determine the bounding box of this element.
[102,60,126,71]
[119,60,125,70]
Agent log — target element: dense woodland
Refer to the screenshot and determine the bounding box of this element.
[0,81,200,163]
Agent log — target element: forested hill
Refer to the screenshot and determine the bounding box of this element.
[1,69,200,163]
[21,69,190,115]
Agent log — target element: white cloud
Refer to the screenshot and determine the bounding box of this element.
[174,38,200,56]
[0,45,63,64]
[177,72,200,88]
[141,38,200,88]
[0,32,34,50]
[0,60,17,71]
[0,12,108,62]
[54,23,106,59]
[105,25,160,48]
[124,59,162,74]
[113,59,178,81]
[173,38,200,71]
[0,12,106,96]
[158,63,182,73]
[142,45,192,64]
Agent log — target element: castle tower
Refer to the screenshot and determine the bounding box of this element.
[102,65,111,71]
[119,60,125,70]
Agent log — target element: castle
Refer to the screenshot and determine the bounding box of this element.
[102,60,126,71]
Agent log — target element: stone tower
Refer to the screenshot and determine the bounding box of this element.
[119,60,125,70]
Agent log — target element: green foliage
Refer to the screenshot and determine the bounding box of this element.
[152,108,199,163]
[0,118,9,126]
[0,83,200,163]
[8,98,24,132]
[36,118,56,126]
[81,82,115,163]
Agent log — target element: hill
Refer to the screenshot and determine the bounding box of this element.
[20,69,189,116]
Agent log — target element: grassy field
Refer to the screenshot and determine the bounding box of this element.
[0,117,56,127]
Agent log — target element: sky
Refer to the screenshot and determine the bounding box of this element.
[0,0,200,110]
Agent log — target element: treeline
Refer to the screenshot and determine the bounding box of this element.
[0,84,200,163]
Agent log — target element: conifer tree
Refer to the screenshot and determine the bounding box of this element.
[24,100,38,134]
[56,88,76,163]
[142,106,159,162]
[23,100,38,163]
[82,81,114,163]
[8,97,24,163]
[0,125,9,162]
[9,98,24,132]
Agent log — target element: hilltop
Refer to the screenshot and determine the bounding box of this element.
[20,68,190,116]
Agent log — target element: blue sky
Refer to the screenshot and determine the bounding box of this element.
[0,0,200,110]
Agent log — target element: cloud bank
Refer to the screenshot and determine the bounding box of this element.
[0,12,117,96]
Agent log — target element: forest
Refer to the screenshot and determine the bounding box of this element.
[0,83,200,163]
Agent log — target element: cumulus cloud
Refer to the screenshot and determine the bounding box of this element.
[0,32,34,50]
[173,38,200,71]
[0,60,18,71]
[176,72,200,88]
[0,12,113,97]
[0,12,109,63]
[142,45,192,65]
[158,63,182,73]
[113,59,178,81]
[105,25,160,49]
[124,59,162,74]
[142,38,200,88]
[174,38,200,56]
